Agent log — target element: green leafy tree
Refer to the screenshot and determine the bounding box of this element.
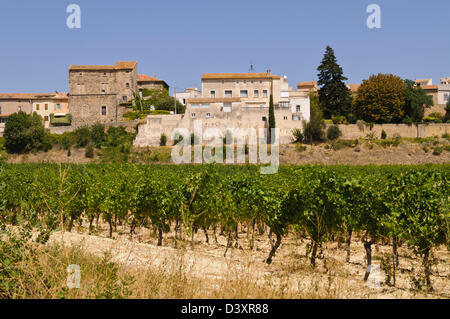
[444,103,450,123]
[90,123,106,149]
[353,74,406,123]
[317,46,352,119]
[404,79,434,122]
[303,92,325,144]
[141,88,185,114]
[4,111,52,154]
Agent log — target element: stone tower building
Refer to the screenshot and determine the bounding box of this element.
[69,61,138,126]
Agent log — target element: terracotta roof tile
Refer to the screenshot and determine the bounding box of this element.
[0,92,68,100]
[187,97,241,103]
[70,61,137,71]
[202,73,281,80]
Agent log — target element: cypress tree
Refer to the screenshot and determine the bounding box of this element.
[317,46,352,120]
[268,94,276,144]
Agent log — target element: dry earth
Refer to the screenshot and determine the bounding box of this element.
[6,141,450,165]
[48,222,450,299]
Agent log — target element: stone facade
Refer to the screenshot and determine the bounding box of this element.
[69,62,138,126]
[333,123,449,140]
[137,74,169,91]
[134,72,311,146]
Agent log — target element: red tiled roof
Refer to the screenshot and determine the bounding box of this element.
[138,74,163,82]
[0,92,68,100]
[421,85,438,90]
[187,98,241,103]
[202,73,281,80]
[69,61,137,71]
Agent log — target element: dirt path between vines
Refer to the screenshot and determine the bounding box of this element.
[48,228,450,299]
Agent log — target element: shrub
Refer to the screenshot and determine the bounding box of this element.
[292,128,304,143]
[432,147,443,156]
[402,117,413,125]
[356,120,366,131]
[303,91,326,144]
[85,143,95,158]
[3,111,52,154]
[423,146,429,153]
[331,115,346,124]
[428,112,444,120]
[381,130,387,140]
[331,139,355,150]
[327,125,342,141]
[73,126,91,148]
[296,144,307,152]
[160,134,167,146]
[90,123,106,148]
[423,117,443,124]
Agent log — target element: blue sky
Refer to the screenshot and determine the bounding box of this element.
[0,0,449,93]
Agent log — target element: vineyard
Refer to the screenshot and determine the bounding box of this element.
[0,163,449,294]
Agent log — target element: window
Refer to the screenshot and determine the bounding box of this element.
[36,104,40,111]
[191,104,201,108]
[0,106,2,114]
[292,115,301,121]
[183,99,186,104]
[126,83,130,89]
[18,106,22,111]
[101,106,107,116]
[284,116,288,120]
[45,104,48,111]
[55,104,62,111]
[240,90,248,98]
[296,105,301,112]
[206,113,211,118]
[44,116,49,121]
[280,101,289,108]
[210,91,216,98]
[262,116,267,121]
[202,104,210,108]
[262,90,268,98]
[122,96,128,102]
[223,103,232,113]
[191,113,196,118]
[225,90,233,98]
[259,105,264,110]
[254,90,259,98]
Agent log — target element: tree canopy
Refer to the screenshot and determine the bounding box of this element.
[3,111,52,154]
[404,79,434,123]
[317,46,353,120]
[353,74,406,123]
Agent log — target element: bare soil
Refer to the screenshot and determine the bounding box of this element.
[49,221,450,299]
[6,141,449,165]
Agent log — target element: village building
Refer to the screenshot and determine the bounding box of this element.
[176,88,202,106]
[138,74,169,91]
[68,61,138,126]
[0,92,69,134]
[134,72,311,146]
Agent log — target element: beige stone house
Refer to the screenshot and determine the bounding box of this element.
[135,72,311,146]
[68,61,138,126]
[176,88,201,105]
[138,74,169,91]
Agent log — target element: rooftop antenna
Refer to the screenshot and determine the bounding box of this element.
[248,61,256,73]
